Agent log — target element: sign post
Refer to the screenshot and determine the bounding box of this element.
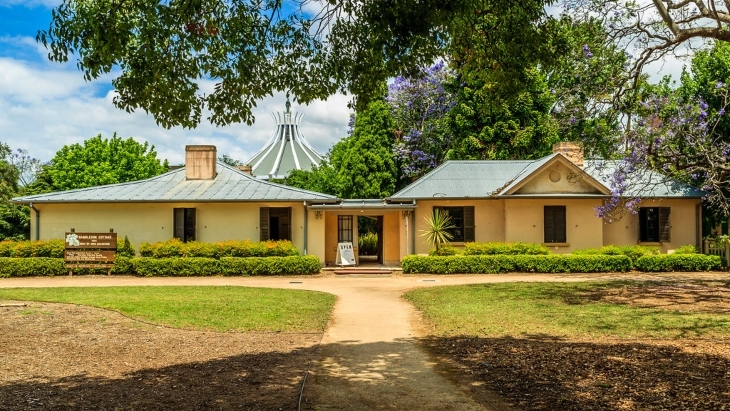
[64,229,117,275]
[335,242,356,266]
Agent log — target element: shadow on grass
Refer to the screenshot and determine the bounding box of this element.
[422,335,730,411]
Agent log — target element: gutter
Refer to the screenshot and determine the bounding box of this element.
[29,202,39,241]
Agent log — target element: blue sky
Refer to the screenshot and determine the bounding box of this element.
[0,1,350,165]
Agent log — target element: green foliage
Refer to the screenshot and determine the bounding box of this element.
[428,245,459,256]
[572,245,659,262]
[402,254,633,274]
[421,208,455,252]
[673,245,699,254]
[46,133,168,191]
[220,256,321,276]
[38,0,557,128]
[446,68,560,161]
[463,242,550,255]
[635,254,723,272]
[358,232,378,256]
[117,236,136,258]
[337,100,398,199]
[133,257,221,277]
[0,257,66,277]
[0,239,65,258]
[111,256,135,274]
[133,256,321,277]
[138,239,299,258]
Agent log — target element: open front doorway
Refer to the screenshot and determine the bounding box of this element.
[358,215,383,265]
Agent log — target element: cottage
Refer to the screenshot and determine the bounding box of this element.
[13,143,703,265]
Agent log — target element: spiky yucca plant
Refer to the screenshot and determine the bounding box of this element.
[421,209,455,252]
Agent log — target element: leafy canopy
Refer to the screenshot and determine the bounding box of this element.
[46,133,169,191]
[39,0,556,128]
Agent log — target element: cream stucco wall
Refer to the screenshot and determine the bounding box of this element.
[602,198,701,253]
[514,161,605,195]
[305,208,326,263]
[412,200,506,255]
[504,198,604,253]
[32,202,309,254]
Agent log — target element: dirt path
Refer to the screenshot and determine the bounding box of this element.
[3,271,730,410]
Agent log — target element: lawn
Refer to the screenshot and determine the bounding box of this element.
[404,281,730,339]
[0,286,336,332]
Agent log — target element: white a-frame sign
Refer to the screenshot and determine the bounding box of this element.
[336,242,356,266]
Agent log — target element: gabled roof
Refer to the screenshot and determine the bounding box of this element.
[12,162,337,204]
[389,155,703,200]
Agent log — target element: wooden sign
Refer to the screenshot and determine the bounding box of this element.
[65,232,117,249]
[64,250,116,263]
[336,242,356,266]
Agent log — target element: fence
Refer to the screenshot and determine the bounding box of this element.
[703,238,730,266]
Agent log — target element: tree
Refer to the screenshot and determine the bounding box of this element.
[388,62,456,182]
[46,133,169,191]
[566,0,730,85]
[337,99,398,199]
[38,0,557,128]
[218,154,243,167]
[0,143,29,240]
[445,68,561,161]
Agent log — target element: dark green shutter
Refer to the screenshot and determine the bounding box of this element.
[174,208,184,240]
[185,208,196,242]
[464,206,475,242]
[659,207,671,242]
[544,206,566,243]
[260,208,270,241]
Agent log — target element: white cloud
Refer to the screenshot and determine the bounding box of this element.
[0,42,350,166]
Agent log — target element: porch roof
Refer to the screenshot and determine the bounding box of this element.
[307,199,416,210]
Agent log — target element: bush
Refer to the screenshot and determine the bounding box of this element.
[635,254,722,272]
[428,246,459,256]
[0,239,66,258]
[111,256,135,274]
[462,242,550,255]
[402,254,632,274]
[134,257,221,277]
[117,236,136,258]
[138,239,299,258]
[358,232,378,256]
[220,256,321,276]
[673,245,699,254]
[573,245,659,261]
[133,255,321,277]
[0,257,66,277]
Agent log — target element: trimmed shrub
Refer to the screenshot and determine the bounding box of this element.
[0,257,66,277]
[462,242,550,255]
[402,254,632,274]
[220,256,321,276]
[138,239,299,258]
[0,239,66,258]
[573,245,659,261]
[428,246,459,256]
[111,256,135,274]
[358,232,378,256]
[117,236,136,258]
[635,254,722,272]
[673,245,699,254]
[134,257,221,277]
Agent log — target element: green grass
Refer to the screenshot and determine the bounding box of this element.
[0,286,336,332]
[404,282,730,339]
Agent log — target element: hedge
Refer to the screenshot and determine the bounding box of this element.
[402,254,633,274]
[138,239,299,258]
[134,256,321,277]
[0,258,67,277]
[635,254,722,272]
[220,256,322,276]
[462,242,550,255]
[0,239,65,258]
[572,245,659,261]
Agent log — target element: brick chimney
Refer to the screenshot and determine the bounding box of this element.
[185,145,217,180]
[552,142,583,167]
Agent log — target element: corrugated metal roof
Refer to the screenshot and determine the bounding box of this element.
[12,162,337,204]
[390,156,703,199]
